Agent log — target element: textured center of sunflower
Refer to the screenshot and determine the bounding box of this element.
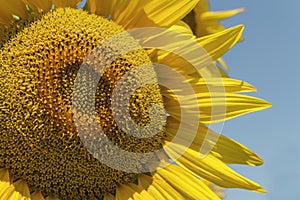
[0,8,165,199]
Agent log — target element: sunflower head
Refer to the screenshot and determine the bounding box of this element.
[0,0,271,199]
[0,7,166,199]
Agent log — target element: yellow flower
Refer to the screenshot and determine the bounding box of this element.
[0,0,271,199]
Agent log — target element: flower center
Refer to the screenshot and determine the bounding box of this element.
[0,8,165,199]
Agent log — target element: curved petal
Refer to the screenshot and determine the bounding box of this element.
[116,183,142,200]
[164,142,266,192]
[104,193,115,200]
[194,77,257,93]
[45,195,60,200]
[138,174,185,199]
[217,58,229,72]
[164,90,270,124]
[53,0,81,8]
[201,8,245,21]
[198,92,272,123]
[147,25,243,79]
[31,191,46,200]
[197,25,244,60]
[0,169,31,200]
[132,190,155,200]
[24,0,53,13]
[0,178,31,200]
[111,0,198,29]
[0,168,10,182]
[86,0,113,17]
[192,1,244,37]
[165,118,264,166]
[141,0,199,27]
[156,164,221,200]
[169,20,194,36]
[0,0,27,25]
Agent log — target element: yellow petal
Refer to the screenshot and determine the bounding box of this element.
[193,0,220,36]
[201,8,245,21]
[195,77,257,93]
[142,0,199,27]
[132,190,155,200]
[116,183,142,200]
[164,142,266,192]
[198,92,271,123]
[0,0,27,24]
[12,180,31,198]
[202,23,226,38]
[217,58,230,72]
[104,193,115,200]
[192,2,244,37]
[141,186,165,200]
[145,22,197,74]
[0,168,10,182]
[110,0,149,29]
[197,25,244,60]
[210,134,264,166]
[31,191,45,200]
[151,26,243,78]
[164,91,271,124]
[24,0,53,13]
[45,195,60,200]
[156,164,221,200]
[138,178,165,200]
[53,0,81,8]
[203,180,226,199]
[165,118,263,166]
[0,169,11,198]
[161,85,267,124]
[112,0,198,29]
[0,181,15,199]
[86,0,113,17]
[194,0,209,13]
[0,179,31,200]
[149,46,198,76]
[138,174,185,200]
[169,20,195,36]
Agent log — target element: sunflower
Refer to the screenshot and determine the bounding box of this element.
[0,0,271,200]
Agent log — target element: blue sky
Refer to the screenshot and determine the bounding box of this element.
[209,0,300,199]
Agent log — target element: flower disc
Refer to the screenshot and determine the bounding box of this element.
[0,8,165,199]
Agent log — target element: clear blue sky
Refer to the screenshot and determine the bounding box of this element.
[209,0,300,199]
[77,0,299,199]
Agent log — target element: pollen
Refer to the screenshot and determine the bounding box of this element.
[0,8,165,199]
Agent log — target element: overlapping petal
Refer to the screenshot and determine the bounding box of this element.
[147,25,243,78]
[53,0,81,8]
[105,0,199,29]
[191,0,244,37]
[164,142,266,192]
[104,193,116,200]
[0,0,27,25]
[197,25,244,60]
[156,164,221,200]
[138,174,184,200]
[86,0,113,17]
[0,169,31,200]
[165,117,263,166]
[198,92,271,123]
[31,191,46,200]
[194,77,257,93]
[24,0,53,13]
